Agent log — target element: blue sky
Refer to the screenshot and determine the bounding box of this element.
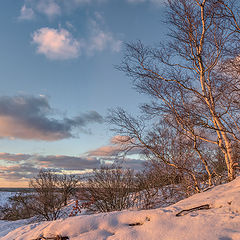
[0,0,168,187]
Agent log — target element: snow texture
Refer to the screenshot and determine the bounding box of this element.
[0,192,15,207]
[1,177,240,240]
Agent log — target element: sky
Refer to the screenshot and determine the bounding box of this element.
[0,0,168,187]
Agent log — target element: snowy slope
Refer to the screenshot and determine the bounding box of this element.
[1,177,240,240]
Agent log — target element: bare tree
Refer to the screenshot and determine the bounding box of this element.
[29,170,79,221]
[29,170,65,221]
[135,160,190,209]
[77,165,138,213]
[57,174,79,206]
[110,0,240,183]
[1,192,35,221]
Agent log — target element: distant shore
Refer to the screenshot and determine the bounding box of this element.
[0,188,34,192]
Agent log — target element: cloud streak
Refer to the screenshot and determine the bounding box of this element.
[0,153,32,162]
[20,0,61,19]
[0,95,103,141]
[0,163,40,180]
[0,151,145,181]
[35,155,100,170]
[87,135,142,157]
[20,0,165,20]
[19,5,35,20]
[127,0,166,4]
[0,134,145,182]
[0,153,101,181]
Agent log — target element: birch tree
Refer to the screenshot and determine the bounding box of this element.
[110,0,240,183]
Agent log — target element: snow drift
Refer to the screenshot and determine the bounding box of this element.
[1,177,240,240]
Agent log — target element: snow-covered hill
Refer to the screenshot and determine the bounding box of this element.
[1,177,240,240]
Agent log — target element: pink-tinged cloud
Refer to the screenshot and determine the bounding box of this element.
[0,95,103,141]
[0,151,145,184]
[87,145,121,156]
[0,153,101,182]
[30,13,122,59]
[35,155,100,170]
[0,153,100,171]
[110,135,133,144]
[87,135,130,156]
[0,116,68,141]
[87,135,141,157]
[0,163,39,180]
[0,152,32,162]
[32,28,80,60]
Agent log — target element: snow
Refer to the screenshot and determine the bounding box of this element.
[1,177,240,240]
[0,192,15,207]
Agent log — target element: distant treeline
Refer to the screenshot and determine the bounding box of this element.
[0,188,35,192]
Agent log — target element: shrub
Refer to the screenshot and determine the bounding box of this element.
[1,170,79,221]
[1,192,35,221]
[77,165,138,213]
[29,170,79,221]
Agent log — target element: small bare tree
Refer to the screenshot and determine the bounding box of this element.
[29,170,79,221]
[77,165,138,213]
[1,192,35,221]
[29,170,65,221]
[135,160,188,209]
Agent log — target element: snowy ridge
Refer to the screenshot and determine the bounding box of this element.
[1,177,240,240]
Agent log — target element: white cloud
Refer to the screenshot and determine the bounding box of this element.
[31,12,122,60]
[19,5,35,20]
[127,0,165,4]
[71,0,92,3]
[127,0,145,2]
[32,27,80,60]
[150,0,166,4]
[36,0,61,18]
[87,18,122,54]
[88,30,122,53]
[32,17,122,60]
[19,0,61,19]
[19,0,104,20]
[19,0,164,22]
[65,21,76,31]
[63,0,106,8]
